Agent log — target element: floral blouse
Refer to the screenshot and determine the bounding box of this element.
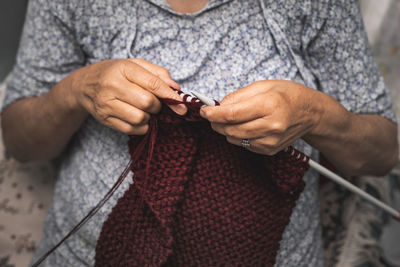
[2,0,395,266]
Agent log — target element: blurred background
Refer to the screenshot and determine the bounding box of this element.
[0,0,399,266]
[0,1,28,81]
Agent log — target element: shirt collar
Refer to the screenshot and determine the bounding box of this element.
[144,0,233,17]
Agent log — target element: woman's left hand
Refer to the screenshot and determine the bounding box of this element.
[200,80,323,155]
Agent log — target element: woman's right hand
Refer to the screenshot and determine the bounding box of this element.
[71,58,187,135]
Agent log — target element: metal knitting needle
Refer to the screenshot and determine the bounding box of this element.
[191,90,400,220]
[191,91,216,106]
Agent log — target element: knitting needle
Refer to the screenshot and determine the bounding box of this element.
[308,160,399,219]
[191,90,400,221]
[191,91,216,106]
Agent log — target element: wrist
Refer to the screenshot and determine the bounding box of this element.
[47,68,89,123]
[60,67,89,116]
[298,86,326,137]
[303,90,352,142]
[307,89,326,137]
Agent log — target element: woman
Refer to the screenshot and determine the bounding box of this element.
[1,0,398,266]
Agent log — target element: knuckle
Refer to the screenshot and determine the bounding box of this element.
[274,91,288,106]
[146,77,163,92]
[263,137,280,147]
[120,124,136,135]
[107,78,120,89]
[93,99,109,120]
[139,94,157,111]
[242,124,256,136]
[134,112,150,125]
[243,129,254,139]
[270,121,286,134]
[94,93,109,108]
[98,72,117,87]
[224,126,237,138]
[96,108,109,121]
[264,96,279,110]
[98,76,110,87]
[225,106,237,123]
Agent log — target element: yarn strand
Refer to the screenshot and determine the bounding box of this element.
[31,158,133,267]
[30,116,161,266]
[30,94,309,266]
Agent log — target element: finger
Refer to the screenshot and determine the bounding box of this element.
[226,135,279,149]
[114,81,162,114]
[226,128,306,156]
[201,94,273,124]
[123,60,186,114]
[251,134,299,155]
[128,58,181,90]
[107,99,151,126]
[81,96,150,135]
[104,116,149,135]
[226,136,284,156]
[210,118,274,139]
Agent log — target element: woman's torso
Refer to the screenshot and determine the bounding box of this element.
[32,1,323,266]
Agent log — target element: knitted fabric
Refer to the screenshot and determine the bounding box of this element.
[95,95,309,266]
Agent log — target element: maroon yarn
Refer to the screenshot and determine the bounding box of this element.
[95,97,310,266]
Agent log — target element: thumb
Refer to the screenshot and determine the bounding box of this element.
[128,58,181,90]
[124,59,187,115]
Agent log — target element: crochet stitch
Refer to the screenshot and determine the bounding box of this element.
[95,94,310,266]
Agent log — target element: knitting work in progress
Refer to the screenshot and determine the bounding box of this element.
[94,92,310,266]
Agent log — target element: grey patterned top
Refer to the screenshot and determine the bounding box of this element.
[3,0,396,266]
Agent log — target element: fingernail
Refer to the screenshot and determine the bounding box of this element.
[172,81,181,90]
[199,108,206,118]
[174,103,187,115]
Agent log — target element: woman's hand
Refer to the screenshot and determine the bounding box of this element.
[200,80,398,176]
[71,58,187,135]
[200,80,323,155]
[2,58,187,162]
